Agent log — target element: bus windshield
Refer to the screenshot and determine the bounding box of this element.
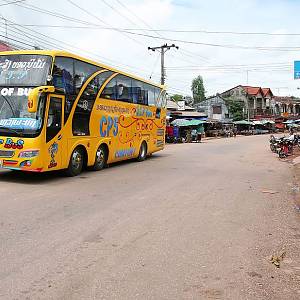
[0,54,52,86]
[0,88,46,137]
[0,54,51,137]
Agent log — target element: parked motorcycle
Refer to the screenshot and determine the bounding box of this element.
[278,138,294,158]
[269,135,283,153]
[269,134,295,158]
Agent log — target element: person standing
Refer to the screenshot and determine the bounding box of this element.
[196,125,203,142]
[233,126,237,137]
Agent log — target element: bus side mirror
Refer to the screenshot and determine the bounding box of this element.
[28,86,55,113]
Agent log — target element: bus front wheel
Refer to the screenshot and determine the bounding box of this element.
[92,144,108,171]
[137,142,147,162]
[65,147,84,176]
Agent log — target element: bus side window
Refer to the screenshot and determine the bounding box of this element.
[132,79,146,105]
[160,90,167,108]
[52,57,74,95]
[46,97,62,142]
[100,76,118,100]
[115,75,132,103]
[72,71,113,136]
[154,87,162,107]
[74,60,99,94]
[144,84,155,106]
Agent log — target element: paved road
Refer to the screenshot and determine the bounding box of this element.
[0,135,299,300]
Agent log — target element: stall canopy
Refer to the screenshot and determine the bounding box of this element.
[234,120,254,125]
[253,120,275,125]
[171,119,205,127]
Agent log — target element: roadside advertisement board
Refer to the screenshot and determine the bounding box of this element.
[294,61,300,79]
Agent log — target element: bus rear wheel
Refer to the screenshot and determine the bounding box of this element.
[137,142,147,162]
[92,145,108,171]
[65,147,84,176]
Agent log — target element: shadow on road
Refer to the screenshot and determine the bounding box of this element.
[0,153,167,185]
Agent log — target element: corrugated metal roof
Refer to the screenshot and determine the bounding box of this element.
[176,111,206,117]
[0,41,12,52]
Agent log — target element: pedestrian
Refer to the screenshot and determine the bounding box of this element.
[196,125,203,142]
[191,128,197,142]
[173,126,179,143]
[166,125,174,143]
[233,126,237,138]
[186,127,192,143]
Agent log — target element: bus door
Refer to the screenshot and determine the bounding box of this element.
[45,94,65,171]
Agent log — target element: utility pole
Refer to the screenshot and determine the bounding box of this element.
[148,43,179,85]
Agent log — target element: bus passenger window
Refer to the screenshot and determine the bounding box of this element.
[144,84,155,106]
[73,72,113,136]
[154,87,162,107]
[101,76,118,100]
[132,79,146,105]
[116,75,132,103]
[52,57,74,95]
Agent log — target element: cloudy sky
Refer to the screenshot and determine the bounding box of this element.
[1,0,300,97]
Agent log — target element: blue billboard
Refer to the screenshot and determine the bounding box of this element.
[294,61,300,79]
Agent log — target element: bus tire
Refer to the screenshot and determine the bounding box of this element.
[65,147,84,176]
[92,144,108,171]
[137,141,147,162]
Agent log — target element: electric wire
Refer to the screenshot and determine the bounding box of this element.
[5,1,300,52]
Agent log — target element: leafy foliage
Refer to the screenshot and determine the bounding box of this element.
[170,94,184,102]
[225,98,245,121]
[191,75,205,103]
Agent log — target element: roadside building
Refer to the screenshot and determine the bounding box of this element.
[0,41,13,51]
[220,85,274,119]
[166,99,206,120]
[194,94,229,121]
[273,96,300,117]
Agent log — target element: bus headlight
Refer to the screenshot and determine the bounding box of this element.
[19,150,39,158]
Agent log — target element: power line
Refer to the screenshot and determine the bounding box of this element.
[7,2,300,52]
[3,17,151,74]
[11,23,300,37]
[0,0,25,7]
[0,33,34,48]
[166,62,292,70]
[66,0,145,47]
[148,44,179,85]
[113,0,165,39]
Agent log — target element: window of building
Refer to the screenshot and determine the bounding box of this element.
[213,105,222,114]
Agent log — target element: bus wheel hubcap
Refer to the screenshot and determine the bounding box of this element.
[141,145,145,157]
[96,149,104,164]
[72,151,82,169]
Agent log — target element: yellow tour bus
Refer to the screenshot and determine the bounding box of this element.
[0,50,166,176]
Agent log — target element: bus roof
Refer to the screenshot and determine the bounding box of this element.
[0,49,165,89]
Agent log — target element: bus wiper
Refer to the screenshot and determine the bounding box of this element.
[0,125,23,136]
[0,94,17,118]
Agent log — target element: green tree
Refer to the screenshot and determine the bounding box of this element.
[225,98,245,121]
[191,75,205,104]
[170,94,184,102]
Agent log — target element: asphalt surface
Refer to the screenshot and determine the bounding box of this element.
[0,135,299,300]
